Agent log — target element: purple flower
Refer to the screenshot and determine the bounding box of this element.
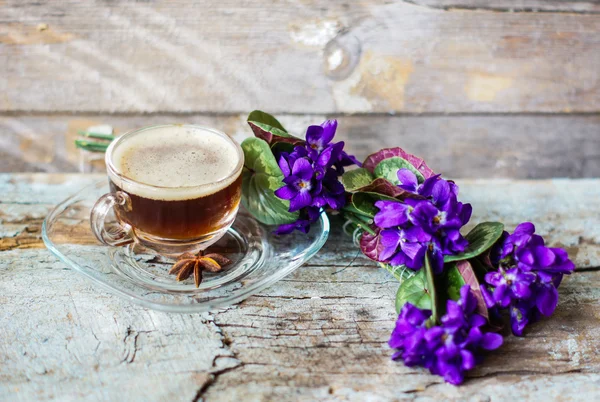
[482,267,536,308]
[307,120,362,174]
[274,119,359,234]
[379,226,430,270]
[274,157,314,212]
[370,173,471,273]
[482,222,575,336]
[306,121,336,159]
[390,286,503,385]
[388,303,432,366]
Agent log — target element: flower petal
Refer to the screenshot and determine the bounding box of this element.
[536,285,558,316]
[292,158,314,181]
[431,179,451,206]
[397,168,418,192]
[481,332,503,350]
[460,350,476,370]
[274,185,298,200]
[442,365,464,386]
[400,241,425,260]
[533,246,556,268]
[278,154,292,177]
[320,119,337,144]
[289,190,312,212]
[374,201,410,228]
[305,125,325,147]
[515,222,535,236]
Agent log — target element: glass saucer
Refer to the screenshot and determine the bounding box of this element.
[42,180,329,313]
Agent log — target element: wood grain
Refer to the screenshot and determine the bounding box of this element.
[2,1,600,113]
[2,113,600,179]
[0,174,599,401]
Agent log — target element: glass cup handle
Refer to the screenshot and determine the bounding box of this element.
[90,191,134,247]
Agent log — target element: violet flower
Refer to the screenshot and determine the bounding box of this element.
[274,120,359,233]
[372,169,471,273]
[390,286,503,385]
[274,157,315,212]
[305,119,361,174]
[306,121,336,160]
[481,222,575,336]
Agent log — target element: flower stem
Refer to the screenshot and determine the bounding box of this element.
[342,211,376,236]
[342,204,373,220]
[74,139,109,153]
[424,253,439,326]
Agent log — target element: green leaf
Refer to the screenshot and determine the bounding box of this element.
[249,121,292,138]
[351,192,398,218]
[373,157,425,185]
[444,222,505,263]
[247,110,288,132]
[446,263,466,302]
[240,137,299,225]
[340,168,374,192]
[395,270,432,314]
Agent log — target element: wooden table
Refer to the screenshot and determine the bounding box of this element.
[1,173,599,401]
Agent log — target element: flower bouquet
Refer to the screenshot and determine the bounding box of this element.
[240,110,575,385]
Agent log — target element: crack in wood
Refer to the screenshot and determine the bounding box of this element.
[403,0,600,14]
[192,312,244,402]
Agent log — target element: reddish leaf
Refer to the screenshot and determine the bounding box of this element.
[359,227,385,262]
[363,147,435,179]
[248,121,304,146]
[357,177,426,200]
[456,260,489,321]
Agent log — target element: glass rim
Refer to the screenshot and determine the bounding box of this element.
[105,124,244,191]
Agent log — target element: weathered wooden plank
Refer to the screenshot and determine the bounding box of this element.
[2,114,600,179]
[412,0,600,12]
[202,270,600,401]
[0,249,237,401]
[2,1,600,113]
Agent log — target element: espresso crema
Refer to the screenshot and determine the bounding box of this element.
[109,125,241,200]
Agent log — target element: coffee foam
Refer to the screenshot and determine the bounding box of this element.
[108,125,242,201]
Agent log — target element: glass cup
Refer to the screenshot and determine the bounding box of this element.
[90,124,244,255]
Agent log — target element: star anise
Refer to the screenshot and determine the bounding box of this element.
[168,251,231,288]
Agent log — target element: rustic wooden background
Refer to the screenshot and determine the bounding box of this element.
[1,0,599,177]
